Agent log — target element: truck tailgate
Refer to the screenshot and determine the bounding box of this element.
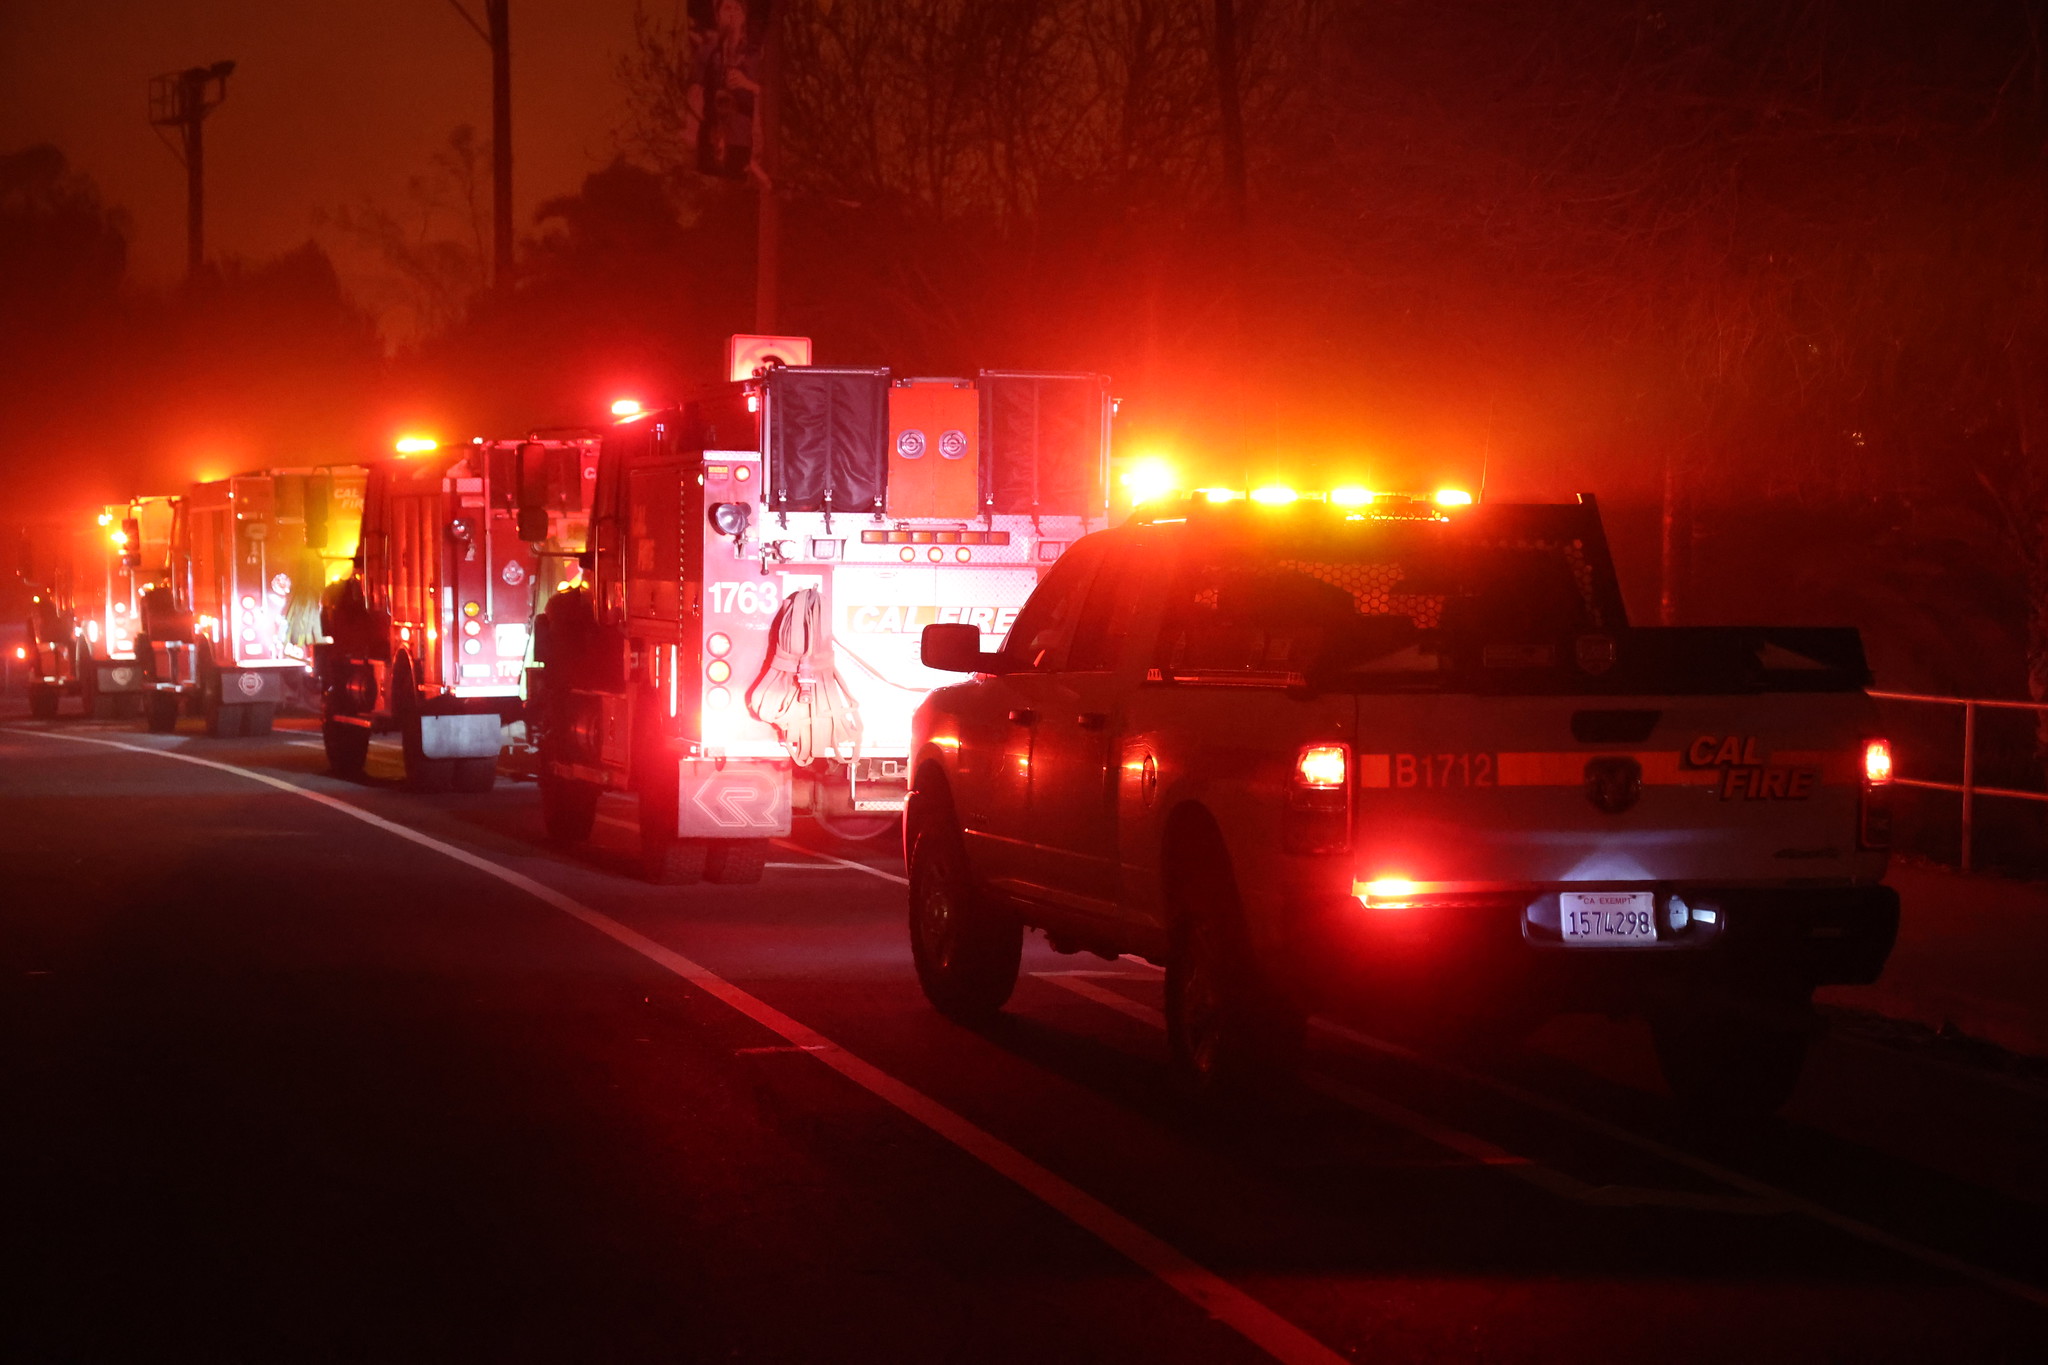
[1351,691,1880,886]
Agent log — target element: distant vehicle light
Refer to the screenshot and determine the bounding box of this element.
[706,632,731,658]
[98,512,113,527]
[1119,457,1177,505]
[110,529,129,548]
[1250,485,1298,505]
[394,436,438,454]
[706,659,731,684]
[13,646,24,660]
[1435,488,1473,507]
[1200,488,1241,503]
[1328,486,1374,507]
[1295,744,1347,789]
[1863,738,1893,786]
[610,398,643,417]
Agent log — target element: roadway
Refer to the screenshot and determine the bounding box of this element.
[4,705,2046,1362]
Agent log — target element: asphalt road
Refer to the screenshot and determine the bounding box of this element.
[5,705,2047,1362]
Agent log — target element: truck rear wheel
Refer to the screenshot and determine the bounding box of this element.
[1652,991,1814,1121]
[706,838,768,885]
[323,718,370,778]
[540,768,599,844]
[1163,832,1304,1103]
[28,682,58,719]
[907,807,1020,1023]
[144,691,180,733]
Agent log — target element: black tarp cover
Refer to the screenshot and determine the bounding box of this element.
[766,367,889,513]
[978,372,1109,516]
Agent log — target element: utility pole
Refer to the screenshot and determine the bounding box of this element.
[148,61,235,281]
[756,12,780,333]
[449,1,514,290]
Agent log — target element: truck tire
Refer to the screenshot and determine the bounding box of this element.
[144,691,180,733]
[322,718,370,778]
[540,768,599,844]
[393,657,452,792]
[28,682,58,719]
[243,702,275,737]
[907,804,1020,1023]
[809,811,901,849]
[706,838,769,885]
[1163,828,1304,1103]
[452,757,498,793]
[1651,991,1814,1121]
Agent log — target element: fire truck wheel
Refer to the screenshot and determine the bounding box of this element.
[809,812,901,849]
[144,691,180,733]
[705,838,768,885]
[642,833,710,885]
[244,703,275,737]
[1163,829,1305,1104]
[1651,990,1814,1121]
[907,807,1020,1023]
[452,757,498,793]
[323,719,370,778]
[28,683,58,720]
[540,770,598,844]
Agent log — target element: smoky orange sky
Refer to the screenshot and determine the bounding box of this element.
[1,0,658,297]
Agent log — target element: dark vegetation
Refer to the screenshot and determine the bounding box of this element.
[4,0,2047,862]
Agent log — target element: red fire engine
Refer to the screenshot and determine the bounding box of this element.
[319,434,600,790]
[39,498,182,720]
[534,341,1113,885]
[145,468,369,735]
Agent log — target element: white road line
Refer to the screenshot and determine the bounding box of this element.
[1033,973,1779,1216]
[14,729,1345,1365]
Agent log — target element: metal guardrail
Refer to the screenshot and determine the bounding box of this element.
[1869,690,2048,872]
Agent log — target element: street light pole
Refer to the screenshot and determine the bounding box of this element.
[148,61,235,281]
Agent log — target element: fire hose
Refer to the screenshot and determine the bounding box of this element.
[746,587,862,765]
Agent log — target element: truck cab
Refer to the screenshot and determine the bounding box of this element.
[906,490,1899,1117]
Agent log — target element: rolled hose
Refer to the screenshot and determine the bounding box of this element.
[747,587,862,765]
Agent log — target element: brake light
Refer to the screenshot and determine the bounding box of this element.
[1286,742,1351,854]
[1357,877,1420,909]
[1859,738,1893,849]
[1296,744,1347,788]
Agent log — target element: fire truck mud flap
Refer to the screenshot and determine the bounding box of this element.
[677,760,792,839]
[96,663,147,695]
[219,668,286,706]
[419,712,504,760]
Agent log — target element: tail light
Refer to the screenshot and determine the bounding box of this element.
[1859,737,1892,849]
[1285,742,1350,854]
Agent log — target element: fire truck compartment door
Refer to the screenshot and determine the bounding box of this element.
[676,760,793,838]
[419,712,502,760]
[767,367,889,513]
[887,382,979,519]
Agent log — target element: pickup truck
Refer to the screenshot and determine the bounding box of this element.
[904,491,1898,1116]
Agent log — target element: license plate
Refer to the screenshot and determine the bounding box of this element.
[1559,891,1657,945]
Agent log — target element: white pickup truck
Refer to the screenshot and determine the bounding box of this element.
[904,491,1899,1116]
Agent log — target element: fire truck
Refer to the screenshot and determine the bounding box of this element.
[143,468,370,736]
[42,498,183,720]
[319,434,601,790]
[533,341,1114,886]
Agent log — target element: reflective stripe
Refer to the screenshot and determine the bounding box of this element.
[1358,750,1859,788]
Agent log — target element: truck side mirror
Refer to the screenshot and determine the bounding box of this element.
[514,442,550,543]
[921,622,996,673]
